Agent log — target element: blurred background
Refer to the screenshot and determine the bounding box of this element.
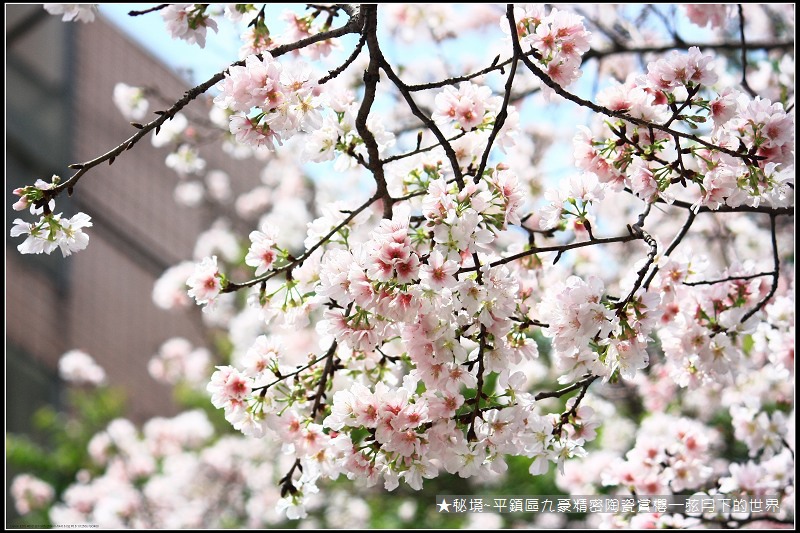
[6,3,264,518]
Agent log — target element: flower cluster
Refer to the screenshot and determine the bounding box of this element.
[201,165,605,502]
[683,4,730,30]
[161,4,218,48]
[579,47,794,210]
[214,55,325,150]
[186,255,225,309]
[11,178,93,257]
[245,222,282,276]
[510,5,591,91]
[11,474,55,515]
[433,82,501,131]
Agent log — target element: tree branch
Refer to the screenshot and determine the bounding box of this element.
[378,55,466,189]
[353,5,392,218]
[472,4,520,183]
[738,4,758,98]
[459,232,644,274]
[642,210,696,290]
[510,29,765,166]
[581,39,795,64]
[224,193,377,292]
[553,375,598,437]
[318,29,366,85]
[683,271,774,287]
[740,214,780,322]
[535,374,598,401]
[39,7,366,206]
[128,4,169,16]
[310,340,339,420]
[616,206,658,315]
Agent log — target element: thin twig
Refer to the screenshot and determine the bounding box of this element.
[664,84,701,129]
[472,5,520,183]
[252,351,333,394]
[582,39,794,64]
[310,340,339,420]
[318,30,367,84]
[459,233,644,274]
[378,56,466,189]
[535,374,598,401]
[39,7,365,206]
[738,4,758,98]
[635,190,794,216]
[740,214,780,322]
[224,193,377,292]
[683,272,774,286]
[128,4,169,16]
[553,375,598,437]
[616,226,658,316]
[642,210,696,290]
[381,130,469,165]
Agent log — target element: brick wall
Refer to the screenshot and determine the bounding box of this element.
[7,9,262,423]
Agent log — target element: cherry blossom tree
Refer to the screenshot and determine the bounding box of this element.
[9,3,794,528]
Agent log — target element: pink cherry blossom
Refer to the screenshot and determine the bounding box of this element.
[186,255,223,308]
[162,4,218,49]
[245,222,281,276]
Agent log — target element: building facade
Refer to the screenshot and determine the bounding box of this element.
[6,5,257,428]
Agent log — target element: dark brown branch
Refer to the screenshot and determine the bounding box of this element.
[252,350,332,394]
[683,272,774,286]
[278,458,302,497]
[407,54,508,91]
[639,190,795,216]
[664,84,701,129]
[472,5,520,183]
[404,40,794,94]
[467,323,488,442]
[740,214,780,322]
[553,375,598,437]
[616,204,658,314]
[581,40,795,64]
[616,227,658,316]
[738,4,758,98]
[642,210,696,290]
[128,4,169,16]
[459,233,644,274]
[381,130,468,165]
[353,6,392,219]
[310,340,339,420]
[466,252,487,442]
[534,374,598,401]
[377,55,466,189]
[318,30,367,84]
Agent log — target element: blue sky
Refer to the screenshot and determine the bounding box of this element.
[101,4,246,84]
